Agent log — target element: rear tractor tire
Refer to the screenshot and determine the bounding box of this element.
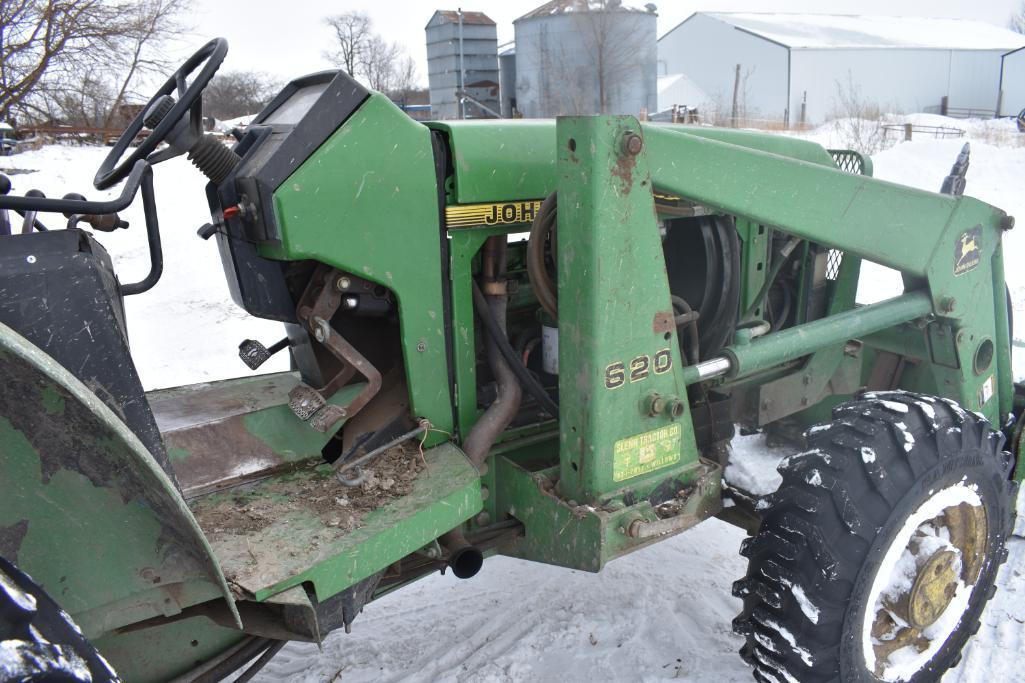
[733,391,1016,682]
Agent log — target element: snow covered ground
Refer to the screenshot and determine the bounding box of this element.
[2,116,1024,682]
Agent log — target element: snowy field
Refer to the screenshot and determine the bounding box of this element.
[2,115,1025,682]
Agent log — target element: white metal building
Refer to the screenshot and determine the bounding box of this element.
[1000,46,1025,117]
[658,13,1025,124]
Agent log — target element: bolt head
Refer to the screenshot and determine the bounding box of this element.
[667,399,685,419]
[623,132,643,156]
[336,276,351,291]
[416,340,427,353]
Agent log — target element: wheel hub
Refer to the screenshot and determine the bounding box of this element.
[863,484,988,681]
[907,548,959,628]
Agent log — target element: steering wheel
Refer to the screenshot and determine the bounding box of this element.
[94,38,228,190]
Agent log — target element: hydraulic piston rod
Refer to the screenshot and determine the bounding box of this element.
[683,290,933,385]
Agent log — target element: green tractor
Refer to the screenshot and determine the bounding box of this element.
[0,39,1019,682]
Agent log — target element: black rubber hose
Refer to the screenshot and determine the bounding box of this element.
[741,236,801,322]
[527,193,559,321]
[233,640,287,683]
[464,282,523,468]
[189,637,275,683]
[670,295,700,365]
[472,281,559,419]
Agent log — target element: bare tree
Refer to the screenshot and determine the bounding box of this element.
[324,11,372,76]
[101,0,190,129]
[1011,1,1025,34]
[0,0,123,123]
[388,55,418,103]
[577,3,649,114]
[0,0,191,127]
[531,2,649,116]
[359,36,400,93]
[203,71,280,120]
[830,74,887,155]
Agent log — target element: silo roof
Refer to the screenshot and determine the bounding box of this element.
[692,13,1025,51]
[427,10,496,27]
[516,0,655,23]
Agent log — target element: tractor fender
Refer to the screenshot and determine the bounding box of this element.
[0,321,240,638]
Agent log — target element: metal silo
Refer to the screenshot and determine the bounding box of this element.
[499,44,518,117]
[426,10,501,119]
[513,0,658,118]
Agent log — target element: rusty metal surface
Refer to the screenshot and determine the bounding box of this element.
[294,266,383,431]
[150,372,365,499]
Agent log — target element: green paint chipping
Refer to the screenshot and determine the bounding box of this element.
[167,447,190,462]
[40,385,64,415]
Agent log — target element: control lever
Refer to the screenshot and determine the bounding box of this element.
[62,193,128,232]
[238,336,289,370]
[21,189,44,233]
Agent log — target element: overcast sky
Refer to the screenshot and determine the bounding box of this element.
[182,0,1022,87]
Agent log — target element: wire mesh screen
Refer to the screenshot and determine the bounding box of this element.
[824,150,871,280]
[826,249,843,280]
[829,150,867,175]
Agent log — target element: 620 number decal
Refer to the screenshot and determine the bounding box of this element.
[604,348,672,389]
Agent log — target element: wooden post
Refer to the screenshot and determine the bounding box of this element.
[941,95,949,116]
[904,123,913,141]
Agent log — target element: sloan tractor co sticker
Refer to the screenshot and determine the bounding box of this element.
[612,423,682,482]
[954,226,982,276]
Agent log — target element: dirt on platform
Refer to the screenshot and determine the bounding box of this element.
[191,443,426,537]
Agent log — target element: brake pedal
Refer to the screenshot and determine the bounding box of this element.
[238,337,289,370]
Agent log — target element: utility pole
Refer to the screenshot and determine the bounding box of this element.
[458,8,466,119]
[730,63,740,128]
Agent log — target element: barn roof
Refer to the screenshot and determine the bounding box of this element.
[684,13,1025,51]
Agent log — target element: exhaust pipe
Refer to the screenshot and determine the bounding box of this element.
[440,530,483,579]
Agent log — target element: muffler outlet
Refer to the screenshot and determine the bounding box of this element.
[440,530,483,579]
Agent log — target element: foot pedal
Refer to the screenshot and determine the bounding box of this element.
[238,337,289,370]
[289,384,326,421]
[288,384,348,433]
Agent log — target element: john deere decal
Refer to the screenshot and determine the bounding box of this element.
[954,226,981,276]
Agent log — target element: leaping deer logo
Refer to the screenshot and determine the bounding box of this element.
[958,233,979,264]
[954,229,982,276]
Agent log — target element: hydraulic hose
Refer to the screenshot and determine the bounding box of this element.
[463,237,524,470]
[671,295,700,365]
[527,193,559,321]
[472,281,559,419]
[741,236,801,322]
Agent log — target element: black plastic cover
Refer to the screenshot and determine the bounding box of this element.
[0,229,177,486]
[208,70,370,322]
